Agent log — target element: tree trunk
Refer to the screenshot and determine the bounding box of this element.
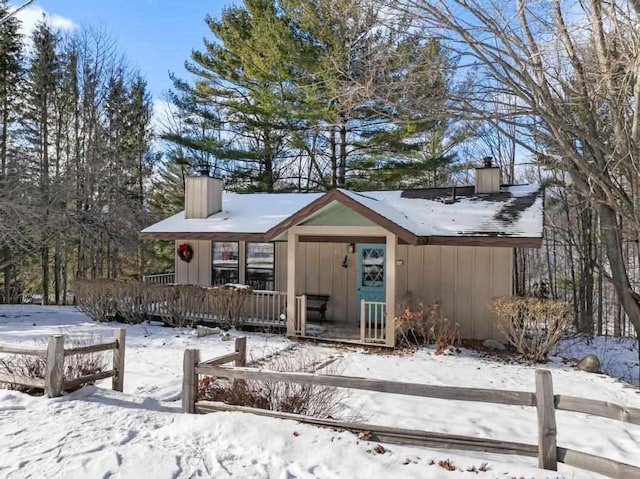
[330,125,337,187]
[54,241,61,305]
[41,245,49,305]
[3,248,10,304]
[338,117,346,185]
[599,203,640,336]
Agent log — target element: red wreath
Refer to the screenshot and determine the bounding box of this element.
[177,243,193,263]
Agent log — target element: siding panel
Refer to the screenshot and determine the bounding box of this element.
[319,243,334,320]
[472,247,494,339]
[407,245,424,309]
[439,246,457,325]
[276,242,287,291]
[306,243,320,295]
[455,247,474,338]
[175,239,210,286]
[395,245,409,308]
[423,246,441,306]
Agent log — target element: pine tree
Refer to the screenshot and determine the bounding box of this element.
[0,1,25,302]
[165,0,455,191]
[166,0,309,192]
[24,21,60,304]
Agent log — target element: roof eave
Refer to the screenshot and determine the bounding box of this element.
[425,236,543,248]
[139,232,267,241]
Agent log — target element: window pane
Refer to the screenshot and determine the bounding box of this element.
[361,247,384,286]
[212,242,239,285]
[246,242,275,290]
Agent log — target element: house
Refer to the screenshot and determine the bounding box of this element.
[140,162,544,347]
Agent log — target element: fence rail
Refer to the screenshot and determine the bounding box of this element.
[0,328,126,397]
[183,339,640,479]
[0,344,47,356]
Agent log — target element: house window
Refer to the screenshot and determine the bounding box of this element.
[246,242,275,291]
[212,241,239,285]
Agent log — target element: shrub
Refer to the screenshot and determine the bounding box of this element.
[0,338,108,395]
[73,280,254,329]
[207,284,252,329]
[489,296,571,362]
[395,302,460,353]
[199,352,355,420]
[72,279,119,322]
[153,284,207,328]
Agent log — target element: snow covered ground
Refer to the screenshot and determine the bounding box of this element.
[0,306,638,479]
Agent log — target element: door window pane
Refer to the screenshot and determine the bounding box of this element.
[246,242,275,290]
[212,242,239,285]
[361,247,384,286]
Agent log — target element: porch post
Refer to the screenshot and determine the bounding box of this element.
[286,227,298,336]
[385,232,396,347]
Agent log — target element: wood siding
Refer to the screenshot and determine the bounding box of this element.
[475,167,501,194]
[395,245,513,339]
[185,177,222,219]
[175,240,212,286]
[176,239,513,340]
[277,241,357,323]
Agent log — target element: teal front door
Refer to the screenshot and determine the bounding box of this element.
[357,243,386,320]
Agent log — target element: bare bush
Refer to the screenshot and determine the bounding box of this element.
[113,281,152,324]
[72,279,118,322]
[199,352,357,420]
[490,296,571,362]
[0,337,108,395]
[72,280,253,329]
[395,302,460,353]
[152,284,207,328]
[207,284,252,329]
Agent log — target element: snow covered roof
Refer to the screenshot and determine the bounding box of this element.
[140,192,323,237]
[141,184,544,247]
[343,184,544,238]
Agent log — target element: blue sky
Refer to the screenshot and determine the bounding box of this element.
[12,0,230,100]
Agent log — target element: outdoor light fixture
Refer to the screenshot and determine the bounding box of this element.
[347,243,355,254]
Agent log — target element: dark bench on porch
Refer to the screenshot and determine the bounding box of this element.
[305,294,330,321]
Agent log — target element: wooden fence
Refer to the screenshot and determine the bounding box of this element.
[0,329,126,397]
[183,338,640,479]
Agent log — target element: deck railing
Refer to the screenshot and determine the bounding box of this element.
[245,290,287,326]
[360,299,386,344]
[294,295,307,335]
[142,272,175,284]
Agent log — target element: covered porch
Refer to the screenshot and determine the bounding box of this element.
[283,225,397,347]
[142,226,397,347]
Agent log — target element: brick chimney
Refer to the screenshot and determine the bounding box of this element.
[185,171,223,219]
[475,157,501,194]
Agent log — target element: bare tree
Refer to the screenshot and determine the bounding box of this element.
[387,0,640,335]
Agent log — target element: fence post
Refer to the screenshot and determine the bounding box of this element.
[182,349,200,413]
[535,369,558,471]
[44,335,65,398]
[235,337,247,367]
[112,328,126,392]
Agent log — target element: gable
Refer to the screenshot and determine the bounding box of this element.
[271,201,377,241]
[301,201,377,227]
